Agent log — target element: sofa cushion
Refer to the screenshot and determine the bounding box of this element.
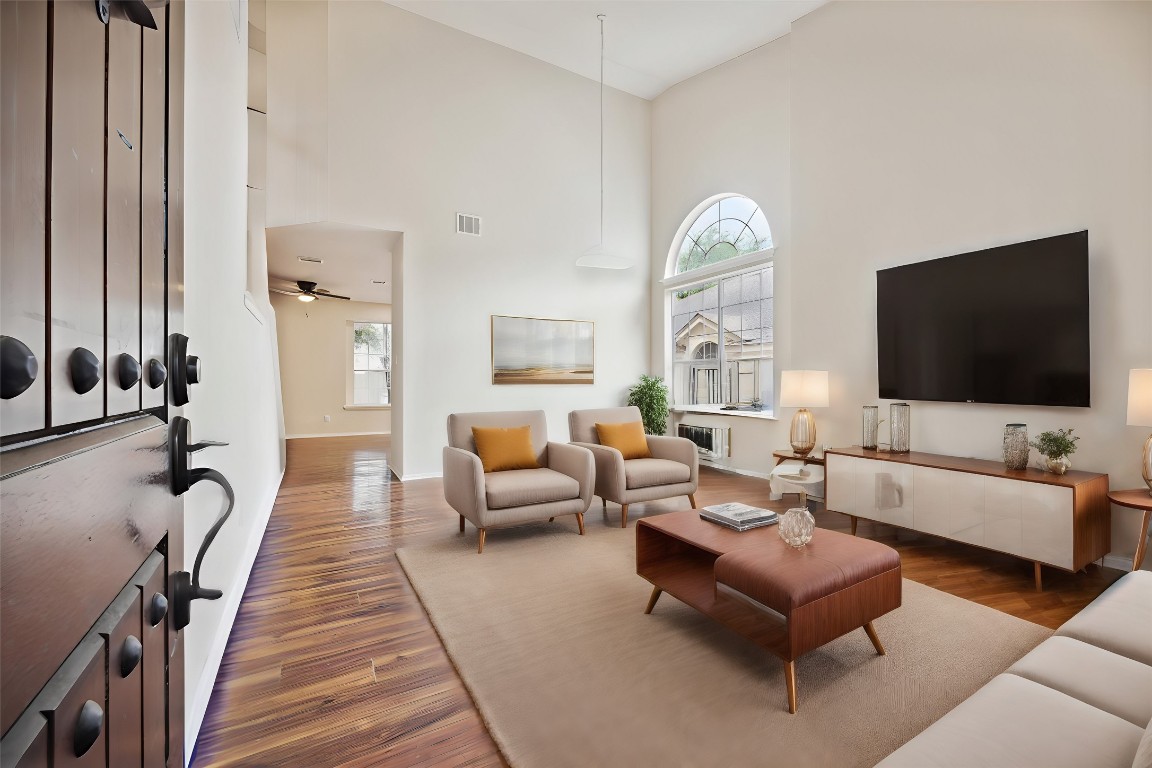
[484,467,579,510]
[1133,715,1152,768]
[1055,571,1152,667]
[1007,636,1152,727]
[624,458,690,490]
[471,425,541,473]
[875,674,1144,768]
[595,421,651,460]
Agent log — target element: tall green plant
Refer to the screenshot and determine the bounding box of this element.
[627,375,670,435]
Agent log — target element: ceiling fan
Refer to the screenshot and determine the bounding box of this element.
[270,280,351,303]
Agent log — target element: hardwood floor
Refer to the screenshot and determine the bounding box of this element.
[191,436,1123,767]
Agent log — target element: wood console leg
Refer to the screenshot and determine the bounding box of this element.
[863,621,886,655]
[576,512,585,536]
[644,586,662,614]
[784,661,798,714]
[851,516,858,536]
[1033,561,1043,592]
[459,514,465,533]
[477,528,487,554]
[688,493,697,509]
[1134,510,1151,572]
[620,504,629,528]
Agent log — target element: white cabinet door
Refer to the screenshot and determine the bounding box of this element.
[859,460,914,528]
[913,466,952,537]
[1020,483,1073,568]
[949,472,986,546]
[985,476,1023,557]
[825,454,856,515]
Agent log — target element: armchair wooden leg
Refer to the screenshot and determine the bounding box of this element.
[602,497,607,509]
[620,504,629,528]
[459,515,465,533]
[688,493,697,509]
[576,512,585,535]
[477,528,487,554]
[548,517,555,522]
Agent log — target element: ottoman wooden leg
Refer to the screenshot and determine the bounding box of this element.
[863,621,886,655]
[644,586,662,614]
[459,515,465,533]
[784,661,798,714]
[851,516,858,536]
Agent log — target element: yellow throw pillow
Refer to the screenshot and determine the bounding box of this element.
[471,425,540,473]
[595,421,652,460]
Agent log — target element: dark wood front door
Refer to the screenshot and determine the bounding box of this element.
[1,2,188,765]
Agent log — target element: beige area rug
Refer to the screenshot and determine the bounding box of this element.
[396,517,1051,767]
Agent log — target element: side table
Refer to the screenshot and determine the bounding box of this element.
[773,450,825,467]
[1108,489,1152,571]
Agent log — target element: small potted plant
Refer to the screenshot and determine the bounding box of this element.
[1029,428,1080,475]
[627,374,670,435]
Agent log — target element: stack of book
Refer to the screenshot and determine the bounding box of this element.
[699,502,779,532]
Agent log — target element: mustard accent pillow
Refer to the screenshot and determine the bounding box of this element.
[595,421,652,460]
[471,425,540,473]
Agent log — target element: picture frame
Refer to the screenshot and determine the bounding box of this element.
[491,315,595,385]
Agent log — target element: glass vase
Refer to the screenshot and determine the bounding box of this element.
[889,403,910,453]
[862,406,879,450]
[1002,424,1028,470]
[779,507,815,548]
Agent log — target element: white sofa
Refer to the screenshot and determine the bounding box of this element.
[878,570,1152,768]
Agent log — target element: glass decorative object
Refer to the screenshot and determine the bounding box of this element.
[889,403,911,453]
[1003,424,1029,470]
[1045,456,1071,475]
[779,506,815,548]
[862,406,879,450]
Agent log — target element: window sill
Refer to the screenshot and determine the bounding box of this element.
[343,404,391,411]
[671,406,777,421]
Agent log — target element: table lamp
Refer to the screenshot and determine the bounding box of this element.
[780,370,829,457]
[1128,368,1152,495]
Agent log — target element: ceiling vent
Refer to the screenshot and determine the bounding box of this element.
[297,256,323,264]
[456,213,481,237]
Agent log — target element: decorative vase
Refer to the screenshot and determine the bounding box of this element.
[778,507,815,548]
[862,406,879,450]
[1045,456,1071,475]
[889,403,910,453]
[1003,424,1028,470]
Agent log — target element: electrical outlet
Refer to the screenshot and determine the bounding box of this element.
[323,415,331,423]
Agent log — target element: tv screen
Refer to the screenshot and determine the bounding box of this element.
[877,231,1090,407]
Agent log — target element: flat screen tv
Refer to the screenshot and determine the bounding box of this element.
[877,231,1090,407]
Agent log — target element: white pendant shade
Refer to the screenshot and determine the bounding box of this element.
[576,244,631,270]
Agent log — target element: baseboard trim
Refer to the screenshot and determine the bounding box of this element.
[185,469,284,764]
[286,431,390,439]
[1102,554,1133,573]
[400,471,443,482]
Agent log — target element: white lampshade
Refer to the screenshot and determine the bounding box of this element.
[779,370,829,408]
[576,244,632,270]
[1128,369,1152,427]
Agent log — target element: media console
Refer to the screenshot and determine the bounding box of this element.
[824,447,1110,590]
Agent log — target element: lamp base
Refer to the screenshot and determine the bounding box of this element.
[790,408,816,457]
[1142,433,1151,497]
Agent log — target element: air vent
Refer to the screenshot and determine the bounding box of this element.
[456,213,481,237]
[298,256,323,264]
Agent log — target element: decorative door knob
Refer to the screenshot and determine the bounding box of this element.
[118,353,140,390]
[73,699,103,757]
[120,635,142,677]
[0,335,38,399]
[148,358,167,389]
[68,348,101,395]
[148,592,168,626]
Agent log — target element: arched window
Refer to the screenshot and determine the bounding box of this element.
[667,195,774,414]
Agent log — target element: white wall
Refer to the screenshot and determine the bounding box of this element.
[271,292,393,437]
[651,39,795,475]
[267,1,653,478]
[790,1,1152,565]
[183,0,284,758]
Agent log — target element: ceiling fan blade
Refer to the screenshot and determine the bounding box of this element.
[116,0,159,29]
[317,292,352,300]
[269,288,298,296]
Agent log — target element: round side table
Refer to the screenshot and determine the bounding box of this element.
[1108,489,1152,571]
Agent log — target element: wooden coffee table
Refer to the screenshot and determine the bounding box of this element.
[636,509,902,713]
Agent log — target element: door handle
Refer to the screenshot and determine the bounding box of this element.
[168,333,202,406]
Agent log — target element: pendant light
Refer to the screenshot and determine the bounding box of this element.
[576,14,632,270]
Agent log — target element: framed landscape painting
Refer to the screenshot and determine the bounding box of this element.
[491,315,595,385]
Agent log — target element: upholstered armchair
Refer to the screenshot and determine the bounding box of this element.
[443,410,594,553]
[568,406,699,528]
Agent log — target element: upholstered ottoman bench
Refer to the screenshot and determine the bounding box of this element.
[636,511,902,713]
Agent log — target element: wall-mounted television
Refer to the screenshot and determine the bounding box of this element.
[877,231,1090,407]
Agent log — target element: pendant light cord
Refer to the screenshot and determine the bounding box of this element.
[598,13,605,246]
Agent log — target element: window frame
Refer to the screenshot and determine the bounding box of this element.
[349,321,392,408]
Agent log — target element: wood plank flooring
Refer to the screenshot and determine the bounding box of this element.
[191,436,1123,767]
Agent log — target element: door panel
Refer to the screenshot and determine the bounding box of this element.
[46,637,107,768]
[1020,483,1073,568]
[140,15,167,410]
[140,556,168,768]
[106,19,143,416]
[913,466,951,536]
[824,454,855,515]
[985,475,1023,556]
[0,0,48,437]
[948,471,985,546]
[101,589,144,768]
[50,0,106,425]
